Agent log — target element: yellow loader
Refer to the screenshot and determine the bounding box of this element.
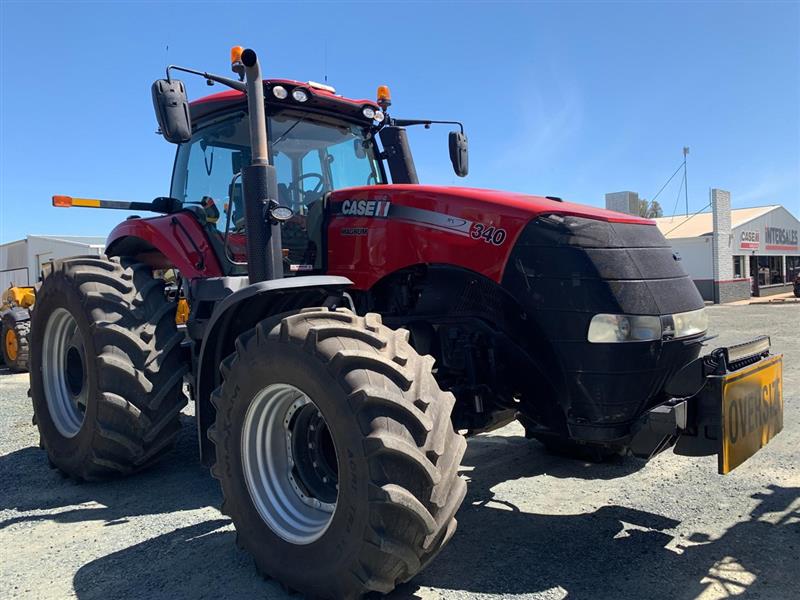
[1,285,35,372]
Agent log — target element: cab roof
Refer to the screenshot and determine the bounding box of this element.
[190,79,379,123]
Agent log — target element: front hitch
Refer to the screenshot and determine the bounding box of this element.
[629,336,784,474]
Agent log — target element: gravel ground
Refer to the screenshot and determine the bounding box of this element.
[1,304,797,600]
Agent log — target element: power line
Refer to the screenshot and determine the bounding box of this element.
[663,201,711,237]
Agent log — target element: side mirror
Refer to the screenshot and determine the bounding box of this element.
[151,79,192,144]
[448,131,469,177]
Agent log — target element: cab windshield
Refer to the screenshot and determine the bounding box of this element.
[171,110,383,224]
[170,110,383,273]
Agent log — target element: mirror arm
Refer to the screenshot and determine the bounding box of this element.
[390,118,464,134]
[166,65,246,92]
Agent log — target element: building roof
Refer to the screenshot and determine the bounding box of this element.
[1,235,106,249]
[653,205,779,239]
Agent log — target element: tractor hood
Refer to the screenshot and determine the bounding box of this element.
[328,184,653,226]
[326,183,662,290]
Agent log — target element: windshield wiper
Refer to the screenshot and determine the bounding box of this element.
[272,116,307,147]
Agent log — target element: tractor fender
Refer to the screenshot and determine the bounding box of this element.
[195,275,352,464]
[105,213,224,278]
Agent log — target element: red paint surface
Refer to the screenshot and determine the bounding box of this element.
[191,80,378,108]
[326,185,653,290]
[106,212,223,278]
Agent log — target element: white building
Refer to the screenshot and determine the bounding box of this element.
[0,235,105,289]
[653,194,800,302]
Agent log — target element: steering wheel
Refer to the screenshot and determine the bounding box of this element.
[288,173,326,206]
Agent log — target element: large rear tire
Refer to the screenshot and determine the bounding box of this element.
[2,317,29,372]
[29,256,188,480]
[210,307,467,599]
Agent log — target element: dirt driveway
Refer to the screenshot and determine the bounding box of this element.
[1,304,797,599]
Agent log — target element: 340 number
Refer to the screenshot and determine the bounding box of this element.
[470,223,507,246]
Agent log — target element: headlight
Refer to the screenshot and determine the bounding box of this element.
[587,314,662,343]
[587,308,707,343]
[292,88,309,102]
[272,85,288,100]
[664,308,708,339]
[362,106,375,120]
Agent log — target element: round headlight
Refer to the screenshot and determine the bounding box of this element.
[270,206,294,222]
[272,85,288,100]
[374,110,385,123]
[362,106,375,120]
[292,88,309,103]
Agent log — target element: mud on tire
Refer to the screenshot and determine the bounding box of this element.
[29,256,188,480]
[209,307,467,599]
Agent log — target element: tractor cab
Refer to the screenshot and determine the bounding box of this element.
[169,78,467,275]
[171,81,387,274]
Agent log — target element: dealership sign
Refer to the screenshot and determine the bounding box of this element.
[739,230,760,250]
[764,226,799,251]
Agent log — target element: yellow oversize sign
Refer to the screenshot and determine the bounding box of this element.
[720,354,783,474]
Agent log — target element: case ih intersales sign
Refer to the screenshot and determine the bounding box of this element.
[739,228,798,251]
[737,208,800,253]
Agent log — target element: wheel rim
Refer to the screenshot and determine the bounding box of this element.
[241,383,339,545]
[5,329,17,361]
[42,308,88,437]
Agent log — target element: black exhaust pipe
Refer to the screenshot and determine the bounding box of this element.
[241,48,282,283]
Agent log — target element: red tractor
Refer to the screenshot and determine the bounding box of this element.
[30,47,784,598]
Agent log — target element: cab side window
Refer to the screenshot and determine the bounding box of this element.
[171,115,250,233]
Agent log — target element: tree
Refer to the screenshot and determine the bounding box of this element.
[638,198,663,218]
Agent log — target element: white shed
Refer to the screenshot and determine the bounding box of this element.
[0,235,105,289]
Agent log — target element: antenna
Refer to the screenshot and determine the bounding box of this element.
[324,41,328,83]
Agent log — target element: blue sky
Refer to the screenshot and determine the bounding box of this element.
[1,0,798,241]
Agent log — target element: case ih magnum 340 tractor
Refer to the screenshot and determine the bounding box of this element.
[30,48,784,598]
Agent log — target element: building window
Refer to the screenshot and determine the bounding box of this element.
[787,256,800,282]
[752,256,784,286]
[733,256,746,279]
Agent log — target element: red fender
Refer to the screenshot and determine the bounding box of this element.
[105,213,223,278]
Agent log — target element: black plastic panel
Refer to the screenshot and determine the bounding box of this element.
[502,216,706,440]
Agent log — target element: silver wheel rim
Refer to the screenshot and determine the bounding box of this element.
[42,308,88,438]
[241,383,338,544]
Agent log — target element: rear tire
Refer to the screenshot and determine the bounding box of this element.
[210,307,467,599]
[2,318,29,372]
[29,256,188,480]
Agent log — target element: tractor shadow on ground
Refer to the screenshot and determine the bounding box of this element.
[63,427,800,600]
[390,435,800,599]
[0,414,219,530]
[392,483,800,600]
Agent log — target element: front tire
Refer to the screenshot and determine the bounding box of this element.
[29,256,188,480]
[210,308,467,599]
